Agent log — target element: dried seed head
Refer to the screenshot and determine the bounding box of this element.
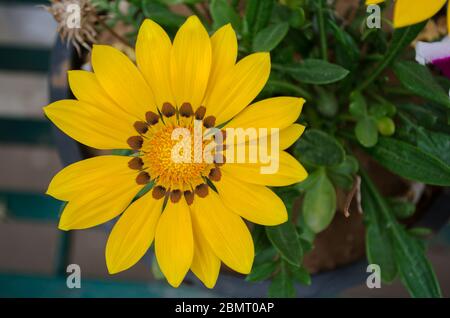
[127,136,143,150]
[134,121,148,134]
[170,189,182,203]
[184,190,195,205]
[152,186,166,200]
[195,183,209,198]
[195,106,206,120]
[161,102,176,117]
[44,0,98,55]
[136,171,150,185]
[179,103,194,118]
[145,111,160,125]
[128,157,144,170]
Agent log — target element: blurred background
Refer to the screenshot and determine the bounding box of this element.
[0,0,448,298]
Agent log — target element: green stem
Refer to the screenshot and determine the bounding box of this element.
[317,0,328,61]
[267,79,312,100]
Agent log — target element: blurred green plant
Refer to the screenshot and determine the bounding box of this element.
[88,0,449,298]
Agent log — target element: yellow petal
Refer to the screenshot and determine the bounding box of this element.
[191,191,254,274]
[136,19,175,108]
[91,45,156,120]
[222,151,308,186]
[106,193,164,274]
[214,170,287,225]
[366,0,385,4]
[226,97,304,130]
[58,177,142,230]
[205,24,238,96]
[155,200,194,287]
[190,210,221,289]
[279,124,306,150]
[393,0,447,28]
[44,100,135,150]
[204,52,271,125]
[448,3,450,35]
[171,16,211,109]
[47,155,136,201]
[68,70,140,123]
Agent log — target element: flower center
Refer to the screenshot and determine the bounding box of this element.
[125,103,223,204]
[142,125,210,190]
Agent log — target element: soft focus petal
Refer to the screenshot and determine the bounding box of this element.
[393,0,447,28]
[279,124,306,150]
[58,178,142,230]
[204,53,270,125]
[223,151,308,186]
[190,210,221,289]
[155,200,194,287]
[225,97,304,130]
[171,16,211,109]
[416,37,450,78]
[192,191,254,274]
[205,24,238,97]
[47,156,136,201]
[136,19,175,108]
[92,45,156,119]
[44,100,135,150]
[106,193,164,274]
[68,70,140,123]
[214,170,287,225]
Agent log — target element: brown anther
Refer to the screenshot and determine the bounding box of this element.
[209,167,222,182]
[195,183,209,198]
[214,155,226,166]
[145,111,159,125]
[127,136,143,150]
[161,102,176,117]
[134,121,148,134]
[136,171,150,185]
[203,116,216,128]
[128,157,144,170]
[179,102,194,118]
[152,186,166,200]
[184,190,195,205]
[195,106,206,120]
[170,189,182,203]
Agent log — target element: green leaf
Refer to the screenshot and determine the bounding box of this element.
[268,261,296,298]
[246,262,277,282]
[294,129,345,166]
[394,61,450,109]
[355,117,379,148]
[210,0,241,31]
[361,172,442,298]
[361,181,398,283]
[365,137,450,186]
[357,22,426,91]
[141,0,184,28]
[415,126,450,167]
[280,59,350,85]
[349,91,367,118]
[388,198,416,219]
[329,155,359,176]
[408,227,433,238]
[394,226,441,297]
[244,0,274,36]
[253,23,289,52]
[302,170,336,233]
[315,86,338,117]
[290,266,311,286]
[266,221,303,267]
[329,21,360,70]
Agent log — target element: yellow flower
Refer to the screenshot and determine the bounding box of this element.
[366,0,449,32]
[44,16,307,288]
